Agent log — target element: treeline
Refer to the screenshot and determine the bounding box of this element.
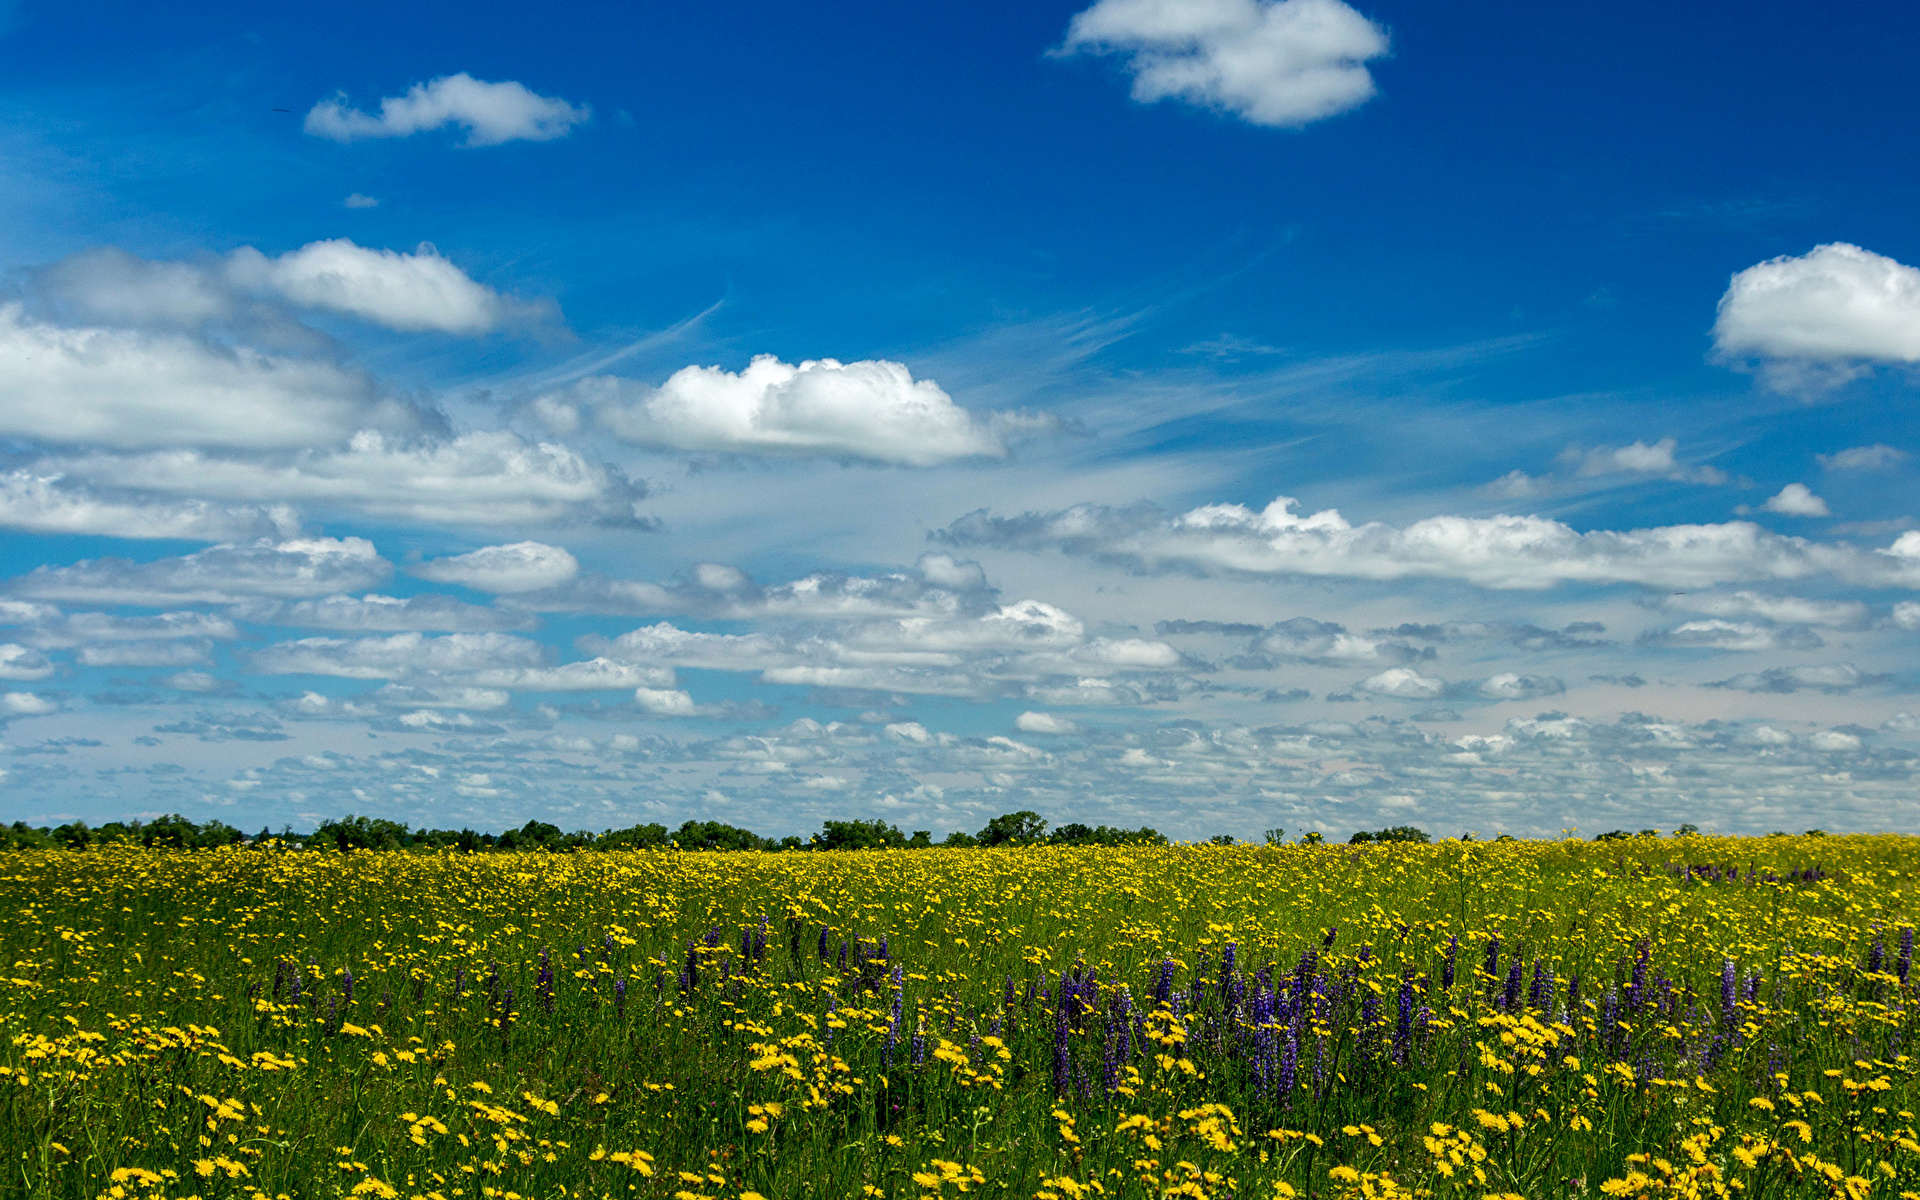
[0,809,1169,853]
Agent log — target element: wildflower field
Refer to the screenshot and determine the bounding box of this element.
[5,836,1920,1200]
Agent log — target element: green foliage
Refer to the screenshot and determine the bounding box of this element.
[976,810,1048,846]
[1350,825,1430,845]
[812,819,909,850]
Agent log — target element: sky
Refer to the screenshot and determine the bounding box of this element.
[0,0,1915,840]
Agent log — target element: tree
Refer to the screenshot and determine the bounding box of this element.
[672,820,772,852]
[597,822,670,850]
[1263,829,1286,846]
[907,830,933,848]
[977,811,1048,846]
[1208,834,1236,846]
[1594,830,1632,841]
[941,830,980,848]
[1299,831,1324,845]
[813,819,908,851]
[1674,823,1700,837]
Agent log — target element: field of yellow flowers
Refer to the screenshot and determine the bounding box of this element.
[4,835,1919,1200]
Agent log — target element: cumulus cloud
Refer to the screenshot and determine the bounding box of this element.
[560,355,1047,466]
[0,644,52,681]
[17,610,238,651]
[248,631,546,680]
[1895,602,1920,631]
[1705,663,1879,694]
[11,538,390,607]
[1638,619,1824,652]
[235,593,535,633]
[305,74,589,146]
[44,431,646,527]
[1761,483,1830,517]
[0,303,414,450]
[1660,591,1870,629]
[1060,0,1389,128]
[413,542,580,593]
[76,640,211,668]
[1820,444,1909,471]
[1017,711,1081,734]
[1474,673,1565,702]
[936,495,1920,590]
[1714,244,1920,388]
[0,471,301,541]
[464,658,675,692]
[505,553,995,621]
[1247,616,1430,666]
[1356,667,1445,699]
[226,240,548,335]
[0,692,56,716]
[1487,438,1727,496]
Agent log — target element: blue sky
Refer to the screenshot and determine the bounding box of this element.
[0,0,1915,839]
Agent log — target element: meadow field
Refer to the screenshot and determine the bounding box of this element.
[3,834,1918,1200]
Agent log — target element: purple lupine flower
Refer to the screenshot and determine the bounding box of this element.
[1869,937,1887,976]
[818,925,830,960]
[613,975,627,1015]
[1153,958,1176,1008]
[755,916,769,963]
[879,935,890,961]
[1277,1026,1298,1107]
[824,996,838,1048]
[1004,975,1016,1009]
[1601,986,1620,1056]
[1101,1027,1120,1092]
[1528,959,1552,1010]
[1393,973,1414,1064]
[1112,985,1134,1063]
[1360,988,1381,1057]
[603,933,615,961]
[536,949,555,1015]
[1484,935,1501,986]
[1626,946,1648,1013]
[1720,960,1737,1024]
[739,927,752,963]
[1566,973,1581,1019]
[1901,928,1914,985]
[911,1012,926,1068]
[1503,957,1523,1011]
[685,941,700,994]
[342,967,355,1004]
[1323,926,1339,948]
[883,984,904,1068]
[1442,936,1457,991]
[969,1031,983,1064]
[837,940,848,971]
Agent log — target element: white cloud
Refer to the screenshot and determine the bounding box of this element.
[1475,673,1564,702]
[248,631,546,681]
[235,593,534,633]
[45,431,645,527]
[1661,590,1870,629]
[1251,616,1427,665]
[1706,663,1872,694]
[1809,729,1862,752]
[1762,483,1829,517]
[505,554,994,621]
[305,74,589,146]
[464,658,674,692]
[76,640,211,668]
[1894,601,1920,631]
[0,644,52,680]
[371,684,510,711]
[1356,667,1445,699]
[0,691,56,716]
[937,495,1920,590]
[633,687,701,716]
[1820,444,1909,471]
[23,610,238,649]
[11,537,389,606]
[413,542,580,593]
[1060,0,1389,128]
[1714,244,1920,381]
[39,240,548,336]
[343,194,379,209]
[571,354,1043,466]
[0,471,300,541]
[1016,711,1080,734]
[1639,619,1822,652]
[229,240,543,335]
[0,304,409,449]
